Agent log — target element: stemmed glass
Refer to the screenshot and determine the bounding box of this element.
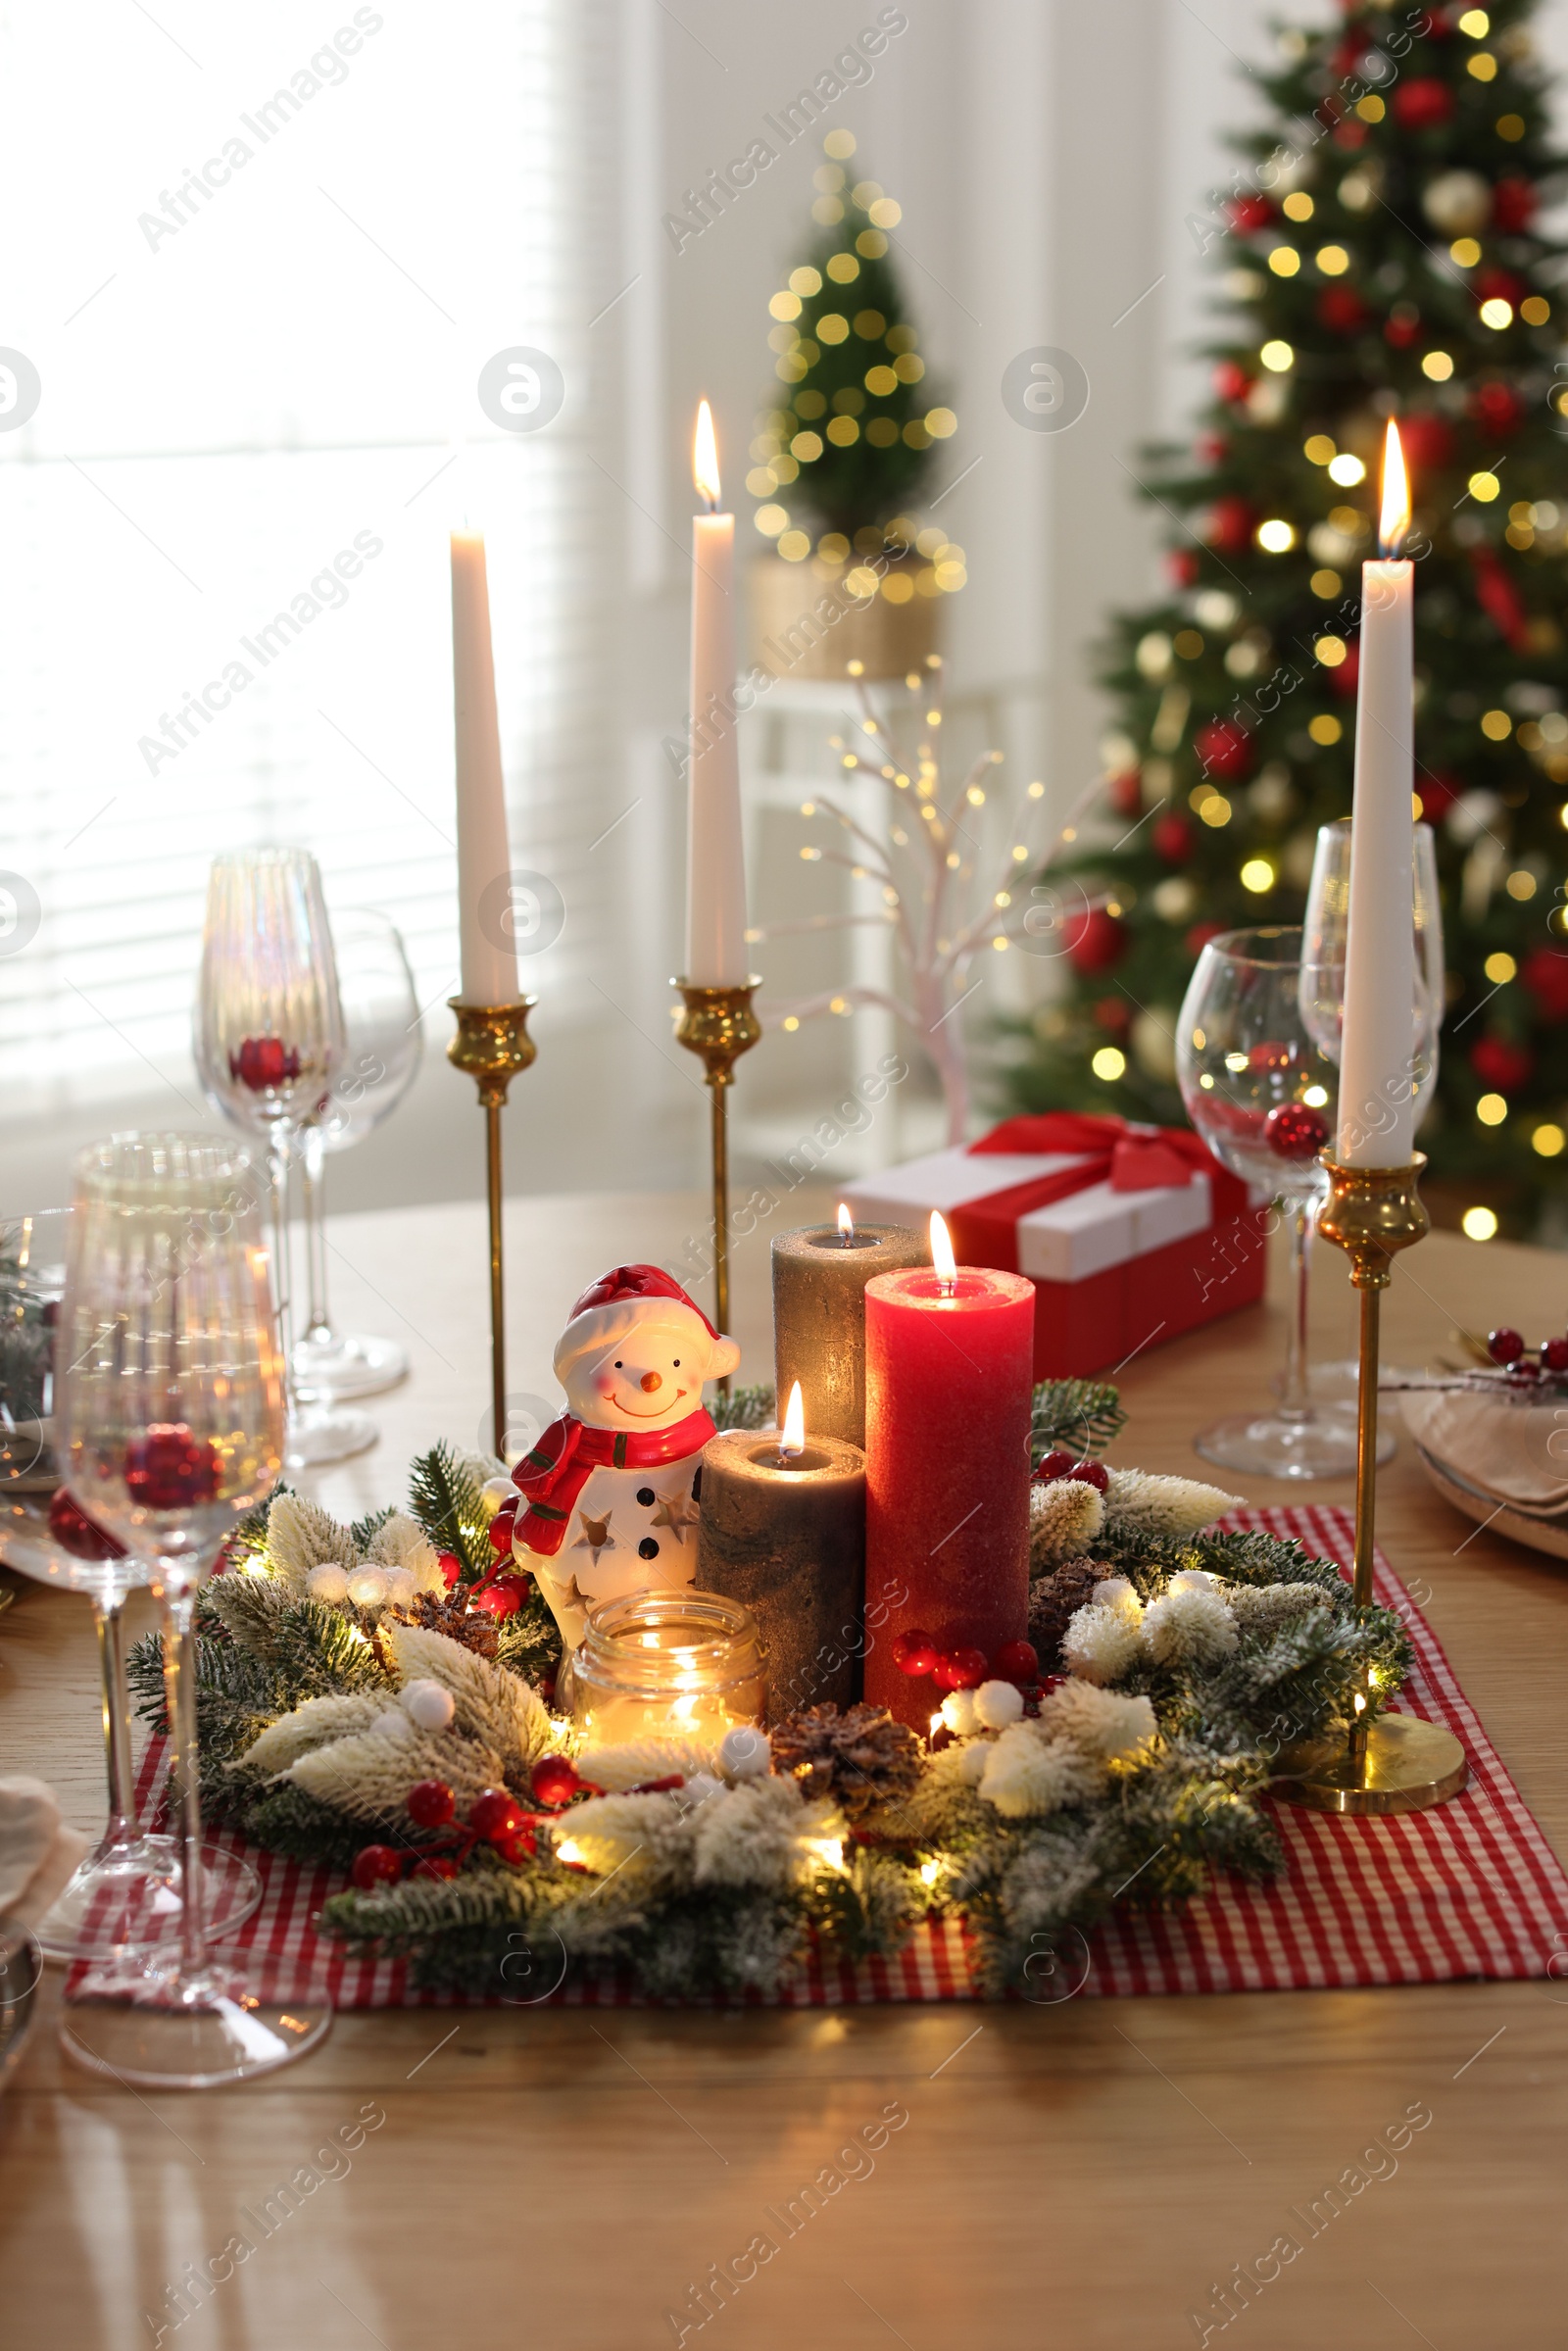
[54,1134,331,2086]
[193,846,372,1468]
[1177,927,1385,1480]
[1299,817,1445,1402]
[293,911,422,1401]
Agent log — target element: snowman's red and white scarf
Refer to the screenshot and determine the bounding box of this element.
[502,1407,716,1557]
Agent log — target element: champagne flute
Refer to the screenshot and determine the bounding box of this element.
[1177,927,1380,1480]
[1300,816,1445,1401]
[193,846,373,1468]
[294,910,423,1401]
[54,1134,331,2087]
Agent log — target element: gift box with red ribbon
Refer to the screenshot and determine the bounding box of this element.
[842,1112,1268,1380]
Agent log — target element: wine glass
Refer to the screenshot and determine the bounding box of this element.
[1177,927,1380,1480]
[293,911,422,1401]
[54,1133,331,2087]
[193,846,373,1469]
[0,1210,63,1487]
[1300,816,1445,1402]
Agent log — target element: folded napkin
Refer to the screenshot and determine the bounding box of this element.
[0,1778,90,1932]
[1399,1389,1568,1514]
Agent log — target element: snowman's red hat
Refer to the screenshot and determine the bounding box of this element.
[553,1263,737,1383]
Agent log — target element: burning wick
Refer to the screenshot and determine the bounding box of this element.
[693,398,720,515]
[930,1210,957,1298]
[837,1201,855,1247]
[1378,417,1409,559]
[776,1379,807,1470]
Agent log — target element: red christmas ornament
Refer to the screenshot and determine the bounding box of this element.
[1522,949,1568,1021]
[1194,717,1256,783]
[437,1549,464,1590]
[1092,996,1131,1035]
[406,1779,456,1829]
[1063,906,1127,976]
[351,1844,403,1889]
[530,1755,581,1808]
[1032,1449,1078,1486]
[1469,547,1529,652]
[1212,361,1253,406]
[1264,1102,1330,1161]
[1067,1460,1109,1494]
[1470,1035,1535,1094]
[412,1856,460,1881]
[1333,120,1369,152]
[1106,769,1143,818]
[228,1036,302,1092]
[1186,921,1227,957]
[1204,496,1255,557]
[1492,177,1539,233]
[1318,285,1370,335]
[1399,412,1456,471]
[1472,379,1525,438]
[1393,78,1454,130]
[1476,267,1527,313]
[934,1646,989,1692]
[993,1639,1040,1688]
[123,1424,220,1512]
[893,1628,941,1676]
[1488,1327,1526,1367]
[1417,774,1461,823]
[469,1788,525,1843]
[1542,1338,1568,1374]
[1168,549,1200,588]
[1385,307,1422,350]
[48,1489,127,1562]
[1153,811,1195,864]
[1330,640,1361,702]
[1226,193,1274,234]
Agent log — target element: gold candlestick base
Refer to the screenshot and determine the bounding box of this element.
[447,997,538,1456]
[673,977,761,1393]
[1277,1152,1468,1817]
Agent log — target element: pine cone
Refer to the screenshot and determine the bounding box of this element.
[1028,1557,1113,1670]
[389,1589,501,1661]
[768,1702,923,1825]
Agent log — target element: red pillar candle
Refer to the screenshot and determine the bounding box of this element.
[862,1220,1034,1730]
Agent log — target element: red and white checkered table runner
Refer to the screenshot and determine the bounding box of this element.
[146,1506,1568,2004]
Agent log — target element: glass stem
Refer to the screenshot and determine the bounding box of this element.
[300,1125,334,1348]
[160,1585,206,1973]
[94,1588,139,1850]
[266,1134,299,1408]
[1281,1200,1313,1421]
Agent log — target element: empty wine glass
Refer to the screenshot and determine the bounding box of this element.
[1177,926,1379,1481]
[54,1133,331,2087]
[1300,817,1445,1403]
[0,1210,66,1488]
[293,910,422,1401]
[193,846,373,1469]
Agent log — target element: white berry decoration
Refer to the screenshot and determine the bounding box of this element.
[347,1566,388,1609]
[305,1562,351,1604]
[401,1678,457,1734]
[973,1679,1025,1730]
[718,1724,771,1782]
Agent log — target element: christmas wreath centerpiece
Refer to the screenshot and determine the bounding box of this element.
[130,1388,1410,1998]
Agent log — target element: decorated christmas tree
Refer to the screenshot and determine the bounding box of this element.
[748,129,961,579]
[1004,0,1568,1238]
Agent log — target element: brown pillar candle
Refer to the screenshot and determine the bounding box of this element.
[697,1418,866,1718]
[772,1219,927,1446]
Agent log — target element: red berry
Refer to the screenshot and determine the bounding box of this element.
[1510,1359,1541,1382]
[350,1844,403,1889]
[1032,1448,1077,1485]
[472,1581,522,1620]
[994,1640,1040,1687]
[494,1826,538,1866]
[893,1629,940,1676]
[1488,1328,1526,1366]
[488,1508,517,1554]
[228,1035,302,1092]
[1067,1460,1110,1494]
[123,1423,220,1512]
[1264,1102,1330,1162]
[1542,1338,1568,1374]
[411,1856,459,1881]
[406,1779,456,1829]
[530,1755,581,1808]
[437,1550,464,1590]
[48,1489,127,1562]
[934,1646,988,1692]
[469,1788,524,1843]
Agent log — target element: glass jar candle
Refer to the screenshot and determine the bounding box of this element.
[568,1588,767,1744]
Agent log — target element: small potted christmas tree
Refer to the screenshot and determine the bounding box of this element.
[749,129,964,680]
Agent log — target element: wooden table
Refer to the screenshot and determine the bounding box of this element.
[4,1193,1566,2349]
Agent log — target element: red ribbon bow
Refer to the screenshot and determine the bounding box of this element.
[949,1113,1232,1276]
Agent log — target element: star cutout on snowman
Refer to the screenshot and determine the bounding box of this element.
[490,1264,740,1652]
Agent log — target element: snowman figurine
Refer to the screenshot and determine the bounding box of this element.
[496,1264,740,1653]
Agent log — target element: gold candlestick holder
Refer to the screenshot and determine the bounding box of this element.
[673,977,761,1392]
[447,998,537,1456]
[1278,1151,1468,1816]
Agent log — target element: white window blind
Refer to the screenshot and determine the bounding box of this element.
[0,0,608,1127]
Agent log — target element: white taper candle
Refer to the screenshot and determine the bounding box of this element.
[684,401,749,985]
[451,528,520,1006]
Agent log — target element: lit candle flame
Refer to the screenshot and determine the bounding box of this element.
[781,1379,806,1457]
[930,1210,956,1289]
[693,399,721,511]
[837,1200,855,1243]
[1378,418,1410,557]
